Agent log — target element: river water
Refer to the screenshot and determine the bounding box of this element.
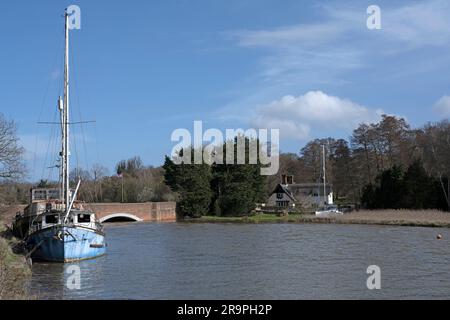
[30,222,450,300]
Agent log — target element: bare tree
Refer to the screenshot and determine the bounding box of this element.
[351,124,375,184]
[0,114,25,180]
[91,164,109,202]
[91,164,108,181]
[377,115,414,169]
[419,121,450,210]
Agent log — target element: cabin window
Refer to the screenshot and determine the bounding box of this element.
[78,214,91,223]
[45,215,59,224]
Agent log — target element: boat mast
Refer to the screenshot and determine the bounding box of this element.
[59,95,64,204]
[63,9,71,213]
[322,145,327,206]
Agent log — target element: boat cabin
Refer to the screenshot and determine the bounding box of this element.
[22,188,99,233]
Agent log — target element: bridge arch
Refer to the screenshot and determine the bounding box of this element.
[100,213,143,223]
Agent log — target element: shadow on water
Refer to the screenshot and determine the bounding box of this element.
[31,263,65,299]
[31,253,109,300]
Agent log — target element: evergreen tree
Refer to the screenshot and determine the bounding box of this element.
[163,152,212,218]
[375,166,405,209]
[212,136,266,216]
[432,176,450,211]
[402,160,434,209]
[163,137,266,218]
[360,161,449,210]
[361,183,376,209]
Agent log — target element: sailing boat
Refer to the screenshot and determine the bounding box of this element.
[13,9,106,262]
[315,145,343,216]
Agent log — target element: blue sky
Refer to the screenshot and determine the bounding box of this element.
[1,0,450,181]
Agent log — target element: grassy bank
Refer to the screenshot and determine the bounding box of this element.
[183,210,450,228]
[0,221,31,300]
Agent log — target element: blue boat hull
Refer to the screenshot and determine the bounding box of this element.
[27,226,106,263]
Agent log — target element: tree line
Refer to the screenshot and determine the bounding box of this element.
[0,157,177,205]
[269,115,450,211]
[1,111,449,213]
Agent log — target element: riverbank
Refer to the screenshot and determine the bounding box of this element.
[0,221,31,300]
[183,210,450,228]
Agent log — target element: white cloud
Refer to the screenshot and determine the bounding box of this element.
[251,91,381,140]
[226,0,450,90]
[382,0,450,48]
[433,95,450,117]
[233,1,450,50]
[232,23,345,49]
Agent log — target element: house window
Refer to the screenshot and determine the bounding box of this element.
[276,201,289,207]
[276,193,284,199]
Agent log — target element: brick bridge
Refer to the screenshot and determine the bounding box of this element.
[86,202,177,223]
[0,202,177,224]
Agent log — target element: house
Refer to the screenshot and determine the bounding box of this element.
[267,184,297,209]
[267,175,334,209]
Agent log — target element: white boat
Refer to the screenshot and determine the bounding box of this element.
[315,145,343,217]
[315,204,343,216]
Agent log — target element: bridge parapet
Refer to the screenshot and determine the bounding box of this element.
[86,202,177,223]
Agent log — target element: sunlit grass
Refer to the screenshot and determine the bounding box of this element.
[189,210,450,228]
[0,220,32,300]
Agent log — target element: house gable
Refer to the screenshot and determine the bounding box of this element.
[267,184,296,207]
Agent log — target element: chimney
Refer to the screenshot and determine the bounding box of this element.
[281,174,287,185]
[287,175,294,185]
